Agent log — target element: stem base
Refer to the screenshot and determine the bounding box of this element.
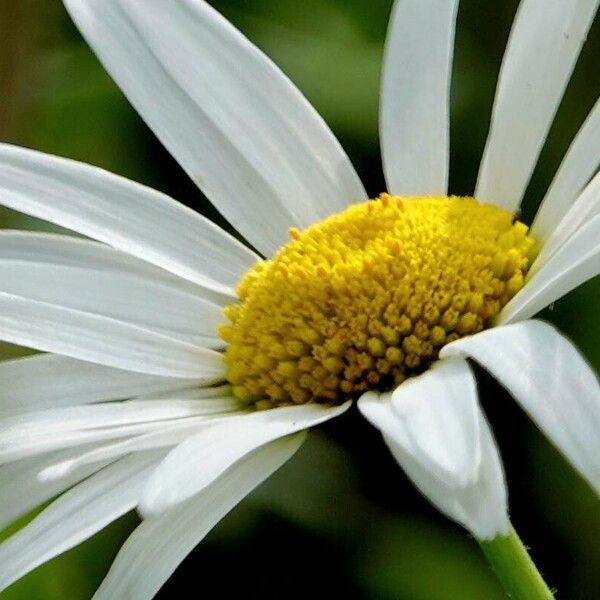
[479,525,554,599]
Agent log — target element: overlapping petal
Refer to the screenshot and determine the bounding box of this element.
[499,213,600,323]
[0,231,218,299]
[139,402,350,517]
[0,262,224,347]
[0,144,256,293]
[358,358,508,539]
[0,446,113,531]
[0,399,239,463]
[532,98,600,243]
[37,408,243,483]
[63,0,366,255]
[530,170,600,273]
[93,434,305,600]
[0,292,224,379]
[441,321,600,494]
[0,353,205,418]
[0,451,164,593]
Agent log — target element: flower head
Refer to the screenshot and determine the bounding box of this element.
[222,195,534,407]
[0,0,598,597]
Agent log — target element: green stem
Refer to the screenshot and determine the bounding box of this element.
[478,524,554,599]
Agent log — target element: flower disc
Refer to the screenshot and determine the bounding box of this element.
[220,195,535,408]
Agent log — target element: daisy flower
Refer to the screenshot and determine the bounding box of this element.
[0,0,597,598]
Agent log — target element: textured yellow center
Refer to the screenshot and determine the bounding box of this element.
[219,195,535,409]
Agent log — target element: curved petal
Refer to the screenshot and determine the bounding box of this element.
[358,357,509,540]
[63,0,366,255]
[39,404,246,483]
[0,292,225,379]
[368,358,481,488]
[0,354,203,418]
[0,451,163,593]
[139,402,349,517]
[383,419,507,541]
[530,170,600,274]
[441,320,600,494]
[0,143,257,293]
[0,446,113,531]
[499,213,600,323]
[475,0,599,210]
[380,0,458,196]
[0,261,223,347]
[532,97,600,243]
[93,434,305,600]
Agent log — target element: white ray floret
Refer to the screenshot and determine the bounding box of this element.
[0,452,165,592]
[531,170,600,272]
[93,435,305,600]
[139,402,350,517]
[0,445,114,531]
[441,321,600,493]
[499,213,600,324]
[0,262,224,347]
[0,292,224,378]
[0,230,218,298]
[62,0,366,255]
[380,0,459,196]
[476,0,599,209]
[359,358,509,540]
[0,353,204,417]
[0,143,256,294]
[531,97,600,243]
[38,408,247,483]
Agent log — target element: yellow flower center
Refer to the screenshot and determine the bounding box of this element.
[219,195,535,409]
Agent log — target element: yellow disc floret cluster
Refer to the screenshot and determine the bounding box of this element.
[219,195,535,409]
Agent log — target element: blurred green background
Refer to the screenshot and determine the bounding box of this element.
[0,0,598,598]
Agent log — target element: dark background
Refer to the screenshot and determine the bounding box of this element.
[0,1,598,598]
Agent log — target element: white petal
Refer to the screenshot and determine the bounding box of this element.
[0,143,256,293]
[359,358,480,488]
[132,384,232,401]
[0,451,163,593]
[475,0,599,210]
[0,261,223,347]
[499,213,600,323]
[441,321,600,494]
[93,434,305,600]
[532,97,600,243]
[63,0,366,256]
[0,354,204,418]
[0,399,239,462]
[0,292,225,378]
[530,170,600,274]
[0,411,239,465]
[139,402,349,517]
[39,404,246,482]
[358,358,509,540]
[384,418,507,541]
[0,446,113,530]
[380,0,458,195]
[0,230,225,302]
[0,400,235,440]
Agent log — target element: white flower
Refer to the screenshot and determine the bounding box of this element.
[0,0,597,597]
